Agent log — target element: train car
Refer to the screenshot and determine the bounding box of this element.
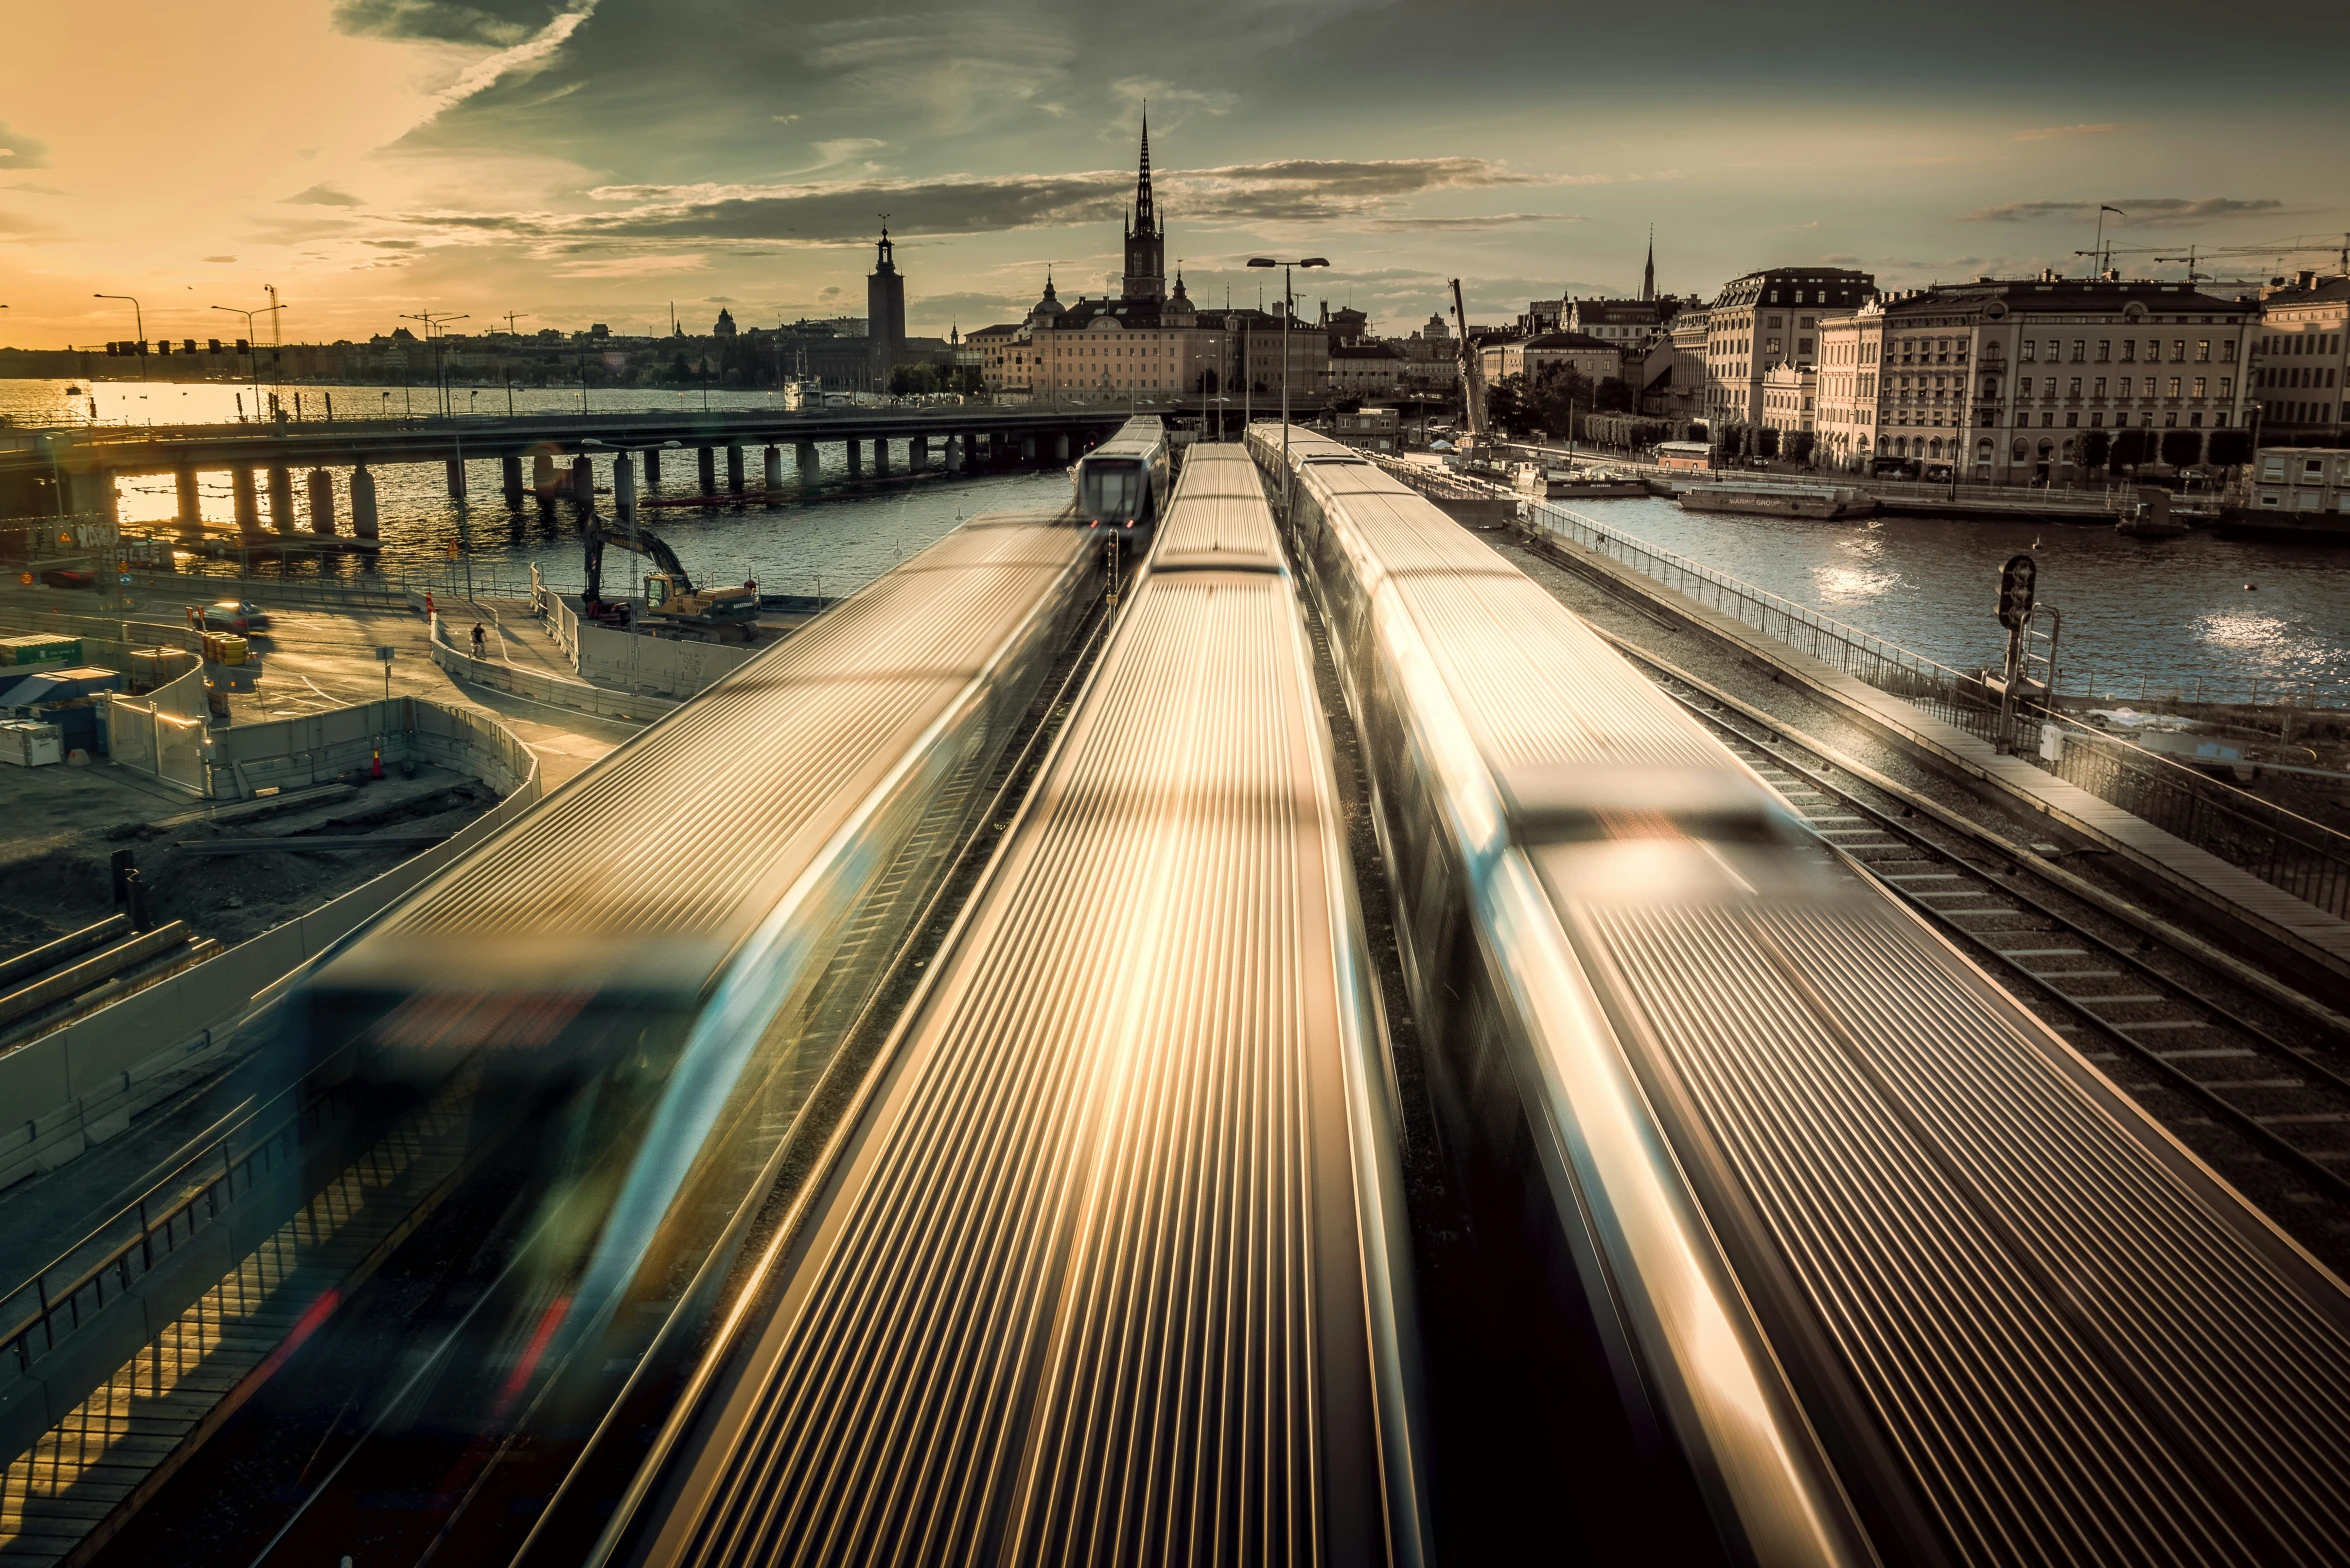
[297,512,1097,1349]
[584,444,1429,1568]
[1070,414,1171,538]
[1251,422,2350,1565]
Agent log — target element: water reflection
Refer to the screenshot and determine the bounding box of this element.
[1558,496,2350,695]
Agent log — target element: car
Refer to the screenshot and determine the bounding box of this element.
[37,569,96,591]
[199,600,270,633]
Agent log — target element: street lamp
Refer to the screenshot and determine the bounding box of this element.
[211,305,263,418]
[1247,256,1329,514]
[95,293,146,381]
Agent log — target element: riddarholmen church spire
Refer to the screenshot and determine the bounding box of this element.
[1642,225,1655,303]
[1121,113,1166,302]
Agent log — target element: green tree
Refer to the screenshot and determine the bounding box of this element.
[1786,430,1816,465]
[1592,375,1634,413]
[2160,429,2205,468]
[2109,427,2153,469]
[1755,425,1782,460]
[2080,428,2111,472]
[1483,372,1527,435]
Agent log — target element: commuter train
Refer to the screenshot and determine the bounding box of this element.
[1070,414,1171,537]
[289,516,1099,1453]
[1250,423,2350,1565]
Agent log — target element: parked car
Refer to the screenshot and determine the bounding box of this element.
[199,600,271,633]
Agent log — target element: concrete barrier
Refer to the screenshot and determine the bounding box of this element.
[101,664,210,795]
[428,613,677,723]
[0,700,542,1192]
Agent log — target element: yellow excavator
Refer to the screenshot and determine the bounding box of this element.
[582,516,760,643]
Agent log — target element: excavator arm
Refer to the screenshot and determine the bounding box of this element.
[582,516,698,611]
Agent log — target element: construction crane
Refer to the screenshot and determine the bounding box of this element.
[2072,233,2350,280]
[1452,278,1487,443]
[581,515,760,642]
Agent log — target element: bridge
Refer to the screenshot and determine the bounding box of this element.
[3,428,2349,1565]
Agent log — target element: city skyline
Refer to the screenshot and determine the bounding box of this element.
[3,0,2346,348]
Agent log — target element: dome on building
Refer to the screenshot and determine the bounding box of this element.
[1030,272,1065,321]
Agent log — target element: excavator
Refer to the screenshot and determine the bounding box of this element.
[581,515,761,643]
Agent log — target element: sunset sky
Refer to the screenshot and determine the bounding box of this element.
[3,0,2344,349]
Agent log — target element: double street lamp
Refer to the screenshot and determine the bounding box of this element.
[94,293,145,381]
[210,305,263,419]
[1246,256,1328,514]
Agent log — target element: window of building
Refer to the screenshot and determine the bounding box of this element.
[2096,341,2111,362]
[2122,340,2138,362]
[2220,377,2233,398]
[2193,377,2207,399]
[2020,340,2037,362]
[2171,340,2186,361]
[2223,338,2237,360]
[2167,376,2182,397]
[2093,377,2106,398]
[2046,339,2061,360]
[2070,341,2086,362]
[2067,377,2081,397]
[2194,340,2211,362]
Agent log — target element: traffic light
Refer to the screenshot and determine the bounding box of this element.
[136,339,148,355]
[1996,553,2037,631]
[208,338,223,354]
[183,338,196,354]
[105,342,120,356]
[235,338,250,354]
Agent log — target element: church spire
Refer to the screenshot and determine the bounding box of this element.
[1120,114,1166,302]
[1134,109,1156,236]
[1642,225,1655,303]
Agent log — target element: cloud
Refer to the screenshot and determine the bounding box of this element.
[0,122,51,170]
[285,182,366,207]
[1358,211,1585,232]
[1961,196,2288,227]
[202,254,238,263]
[0,212,54,238]
[332,0,577,47]
[549,253,709,277]
[2010,123,2132,142]
[2,182,68,196]
[1780,220,1820,231]
[428,1,600,113]
[771,114,799,125]
[403,156,1551,249]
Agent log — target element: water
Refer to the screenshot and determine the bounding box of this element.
[1550,495,2350,701]
[0,377,827,428]
[10,382,2346,696]
[4,379,1070,602]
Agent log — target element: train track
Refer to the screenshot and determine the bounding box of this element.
[1606,634,2350,1221]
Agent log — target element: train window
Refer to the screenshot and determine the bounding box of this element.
[1079,458,1142,520]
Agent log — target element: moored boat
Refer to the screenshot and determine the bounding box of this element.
[1677,480,1879,520]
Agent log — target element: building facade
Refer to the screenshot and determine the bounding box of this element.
[1481,330,1622,385]
[1814,277,2256,480]
[2252,273,2348,446]
[1760,362,1817,441]
[1703,267,1876,428]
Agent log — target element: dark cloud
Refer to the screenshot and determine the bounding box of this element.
[399,156,1550,252]
[286,183,367,207]
[1961,197,2288,227]
[332,0,575,47]
[202,254,238,263]
[1359,212,1584,232]
[0,121,51,170]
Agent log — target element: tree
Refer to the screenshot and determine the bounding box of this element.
[1755,425,1782,460]
[2080,428,2111,472]
[1786,430,1816,465]
[2160,428,2205,468]
[2109,427,2153,469]
[1483,372,1527,436]
[2207,428,2253,467]
[1592,376,1634,413]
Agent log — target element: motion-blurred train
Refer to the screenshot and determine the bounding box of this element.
[1070,414,1170,539]
[1249,422,2350,1566]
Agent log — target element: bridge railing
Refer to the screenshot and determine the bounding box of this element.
[1523,496,2350,920]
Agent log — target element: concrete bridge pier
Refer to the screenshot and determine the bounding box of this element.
[533,452,558,497]
[266,466,297,535]
[67,470,115,524]
[350,465,380,539]
[1020,435,1036,462]
[232,469,261,534]
[571,455,594,505]
[910,435,929,472]
[797,441,821,488]
[174,467,202,535]
[946,434,964,474]
[445,458,468,500]
[307,468,337,536]
[763,445,783,494]
[872,439,891,478]
[1053,432,1070,463]
[846,439,863,478]
[614,450,637,526]
[697,445,717,495]
[502,453,524,503]
[644,445,662,483]
[726,443,745,492]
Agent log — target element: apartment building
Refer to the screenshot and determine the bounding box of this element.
[1703,267,1876,426]
[2253,273,2349,445]
[1760,362,1817,439]
[1815,277,2255,480]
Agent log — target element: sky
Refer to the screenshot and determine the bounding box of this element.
[3,0,2345,349]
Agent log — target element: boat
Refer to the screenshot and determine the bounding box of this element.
[1677,480,1878,520]
[2115,510,2191,538]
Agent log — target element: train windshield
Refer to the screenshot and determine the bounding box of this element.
[1081,458,1143,520]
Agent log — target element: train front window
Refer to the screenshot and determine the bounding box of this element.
[1081,459,1142,519]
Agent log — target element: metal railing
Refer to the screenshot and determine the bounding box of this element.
[1522,495,2350,921]
[0,1077,354,1378]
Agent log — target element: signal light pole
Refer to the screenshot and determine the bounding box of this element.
[212,305,263,422]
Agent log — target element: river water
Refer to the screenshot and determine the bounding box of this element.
[8,379,2347,699]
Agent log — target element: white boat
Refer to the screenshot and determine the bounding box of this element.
[1677,481,1878,520]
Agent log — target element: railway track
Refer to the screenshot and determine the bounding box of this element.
[1607,635,2350,1228]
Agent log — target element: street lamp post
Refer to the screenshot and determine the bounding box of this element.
[1247,256,1329,515]
[95,294,146,381]
[211,305,263,418]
